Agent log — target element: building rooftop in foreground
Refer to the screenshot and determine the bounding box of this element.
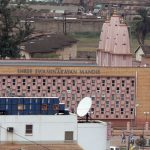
[0,143,83,150]
[0,60,97,67]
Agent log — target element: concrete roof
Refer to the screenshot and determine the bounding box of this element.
[0,143,83,150]
[141,45,150,55]
[135,45,150,55]
[21,34,78,54]
[0,60,97,67]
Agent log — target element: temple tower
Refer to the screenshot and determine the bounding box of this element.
[97,13,132,66]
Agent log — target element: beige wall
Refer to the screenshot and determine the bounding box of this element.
[56,44,77,60]
[33,19,103,33]
[20,43,77,60]
[135,47,144,61]
[20,51,31,59]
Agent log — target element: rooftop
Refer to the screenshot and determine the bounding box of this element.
[21,34,78,53]
[0,60,97,67]
[0,143,83,150]
[141,45,150,55]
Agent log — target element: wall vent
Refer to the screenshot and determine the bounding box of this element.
[7,127,14,133]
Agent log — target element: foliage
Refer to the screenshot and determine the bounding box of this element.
[0,0,33,58]
[135,135,146,147]
[133,8,150,45]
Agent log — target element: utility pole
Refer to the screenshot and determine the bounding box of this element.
[63,11,67,35]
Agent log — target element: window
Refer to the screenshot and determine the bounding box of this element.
[12,79,16,85]
[91,108,94,113]
[111,108,114,114]
[87,87,90,93]
[122,80,125,87]
[72,80,76,86]
[97,87,100,93]
[82,80,85,86]
[131,80,134,86]
[63,80,66,86]
[121,94,124,100]
[27,86,30,92]
[2,79,5,85]
[47,86,50,93]
[67,87,71,93]
[102,80,105,86]
[131,94,134,101]
[57,86,61,93]
[130,108,134,114]
[18,104,24,111]
[25,125,33,135]
[116,101,119,107]
[107,87,110,93]
[101,108,104,114]
[43,79,46,86]
[22,79,26,85]
[101,94,105,100]
[91,95,95,101]
[126,87,129,94]
[96,101,100,107]
[126,115,128,118]
[112,80,115,86]
[53,79,56,86]
[62,93,65,100]
[32,79,36,85]
[116,87,120,93]
[72,94,76,101]
[121,108,124,114]
[17,86,21,93]
[38,86,40,93]
[65,131,73,141]
[126,101,129,107]
[91,80,95,86]
[77,87,80,93]
[111,94,115,100]
[67,101,70,107]
[82,94,85,98]
[41,104,48,111]
[106,101,109,107]
[96,115,99,118]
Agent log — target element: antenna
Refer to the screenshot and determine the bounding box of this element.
[77,97,92,122]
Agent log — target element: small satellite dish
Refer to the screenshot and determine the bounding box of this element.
[77,97,92,117]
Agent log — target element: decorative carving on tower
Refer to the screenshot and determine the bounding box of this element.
[97,13,133,67]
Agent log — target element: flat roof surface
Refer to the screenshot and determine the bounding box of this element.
[0,143,83,150]
[0,60,97,67]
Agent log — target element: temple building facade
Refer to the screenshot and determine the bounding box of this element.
[0,14,149,128]
[0,61,149,128]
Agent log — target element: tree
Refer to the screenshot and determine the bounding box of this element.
[0,0,33,58]
[133,8,150,45]
[135,135,146,148]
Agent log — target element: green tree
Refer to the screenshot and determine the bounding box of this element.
[135,135,146,147]
[134,8,150,45]
[0,0,33,58]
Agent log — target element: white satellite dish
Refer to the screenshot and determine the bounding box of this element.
[77,97,92,117]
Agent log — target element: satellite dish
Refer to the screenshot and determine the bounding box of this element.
[77,97,92,117]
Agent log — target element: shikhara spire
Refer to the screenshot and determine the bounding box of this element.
[97,13,132,67]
